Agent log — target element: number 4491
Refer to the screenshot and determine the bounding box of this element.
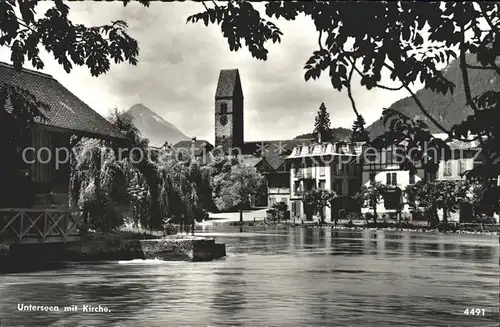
[464,308,485,316]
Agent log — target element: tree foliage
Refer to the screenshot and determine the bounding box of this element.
[405,180,483,224]
[313,102,331,142]
[188,1,500,211]
[213,162,264,221]
[70,138,130,231]
[302,188,336,223]
[352,182,387,221]
[1,0,149,75]
[271,201,289,221]
[71,109,213,232]
[350,115,369,143]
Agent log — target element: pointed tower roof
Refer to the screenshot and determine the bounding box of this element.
[215,69,243,98]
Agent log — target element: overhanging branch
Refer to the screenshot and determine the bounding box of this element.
[347,59,360,118]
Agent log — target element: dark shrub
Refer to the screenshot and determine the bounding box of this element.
[163,223,179,236]
[472,215,498,224]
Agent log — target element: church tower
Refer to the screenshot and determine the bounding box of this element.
[214,69,244,154]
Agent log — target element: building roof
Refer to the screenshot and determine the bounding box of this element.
[215,69,243,98]
[447,139,480,150]
[239,155,264,167]
[286,142,361,160]
[239,154,274,172]
[0,62,126,139]
[242,139,313,170]
[172,139,214,156]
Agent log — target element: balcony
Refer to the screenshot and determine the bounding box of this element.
[294,190,304,197]
[268,187,290,194]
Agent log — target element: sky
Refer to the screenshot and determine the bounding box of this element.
[0,1,419,143]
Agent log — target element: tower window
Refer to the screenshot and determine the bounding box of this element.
[386,172,397,186]
[220,103,228,114]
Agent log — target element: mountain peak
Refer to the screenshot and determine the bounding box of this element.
[127,103,190,147]
[366,54,499,138]
[129,103,154,115]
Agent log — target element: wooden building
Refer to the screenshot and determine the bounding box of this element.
[0,62,127,209]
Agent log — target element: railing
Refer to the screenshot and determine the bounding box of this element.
[0,208,83,244]
[268,187,290,194]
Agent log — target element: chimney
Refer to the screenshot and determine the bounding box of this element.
[317,131,321,143]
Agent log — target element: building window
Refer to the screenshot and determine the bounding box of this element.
[334,179,343,195]
[369,172,376,185]
[350,165,356,176]
[220,103,228,114]
[443,160,452,176]
[307,167,313,179]
[294,181,300,195]
[409,172,415,184]
[319,165,325,176]
[269,197,276,205]
[386,172,397,185]
[319,180,326,190]
[281,198,287,204]
[336,161,342,174]
[459,160,467,175]
[385,149,393,164]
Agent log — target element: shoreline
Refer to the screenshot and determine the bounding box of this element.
[205,221,499,236]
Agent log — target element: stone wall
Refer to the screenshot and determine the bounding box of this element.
[1,237,226,273]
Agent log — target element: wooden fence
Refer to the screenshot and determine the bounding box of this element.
[0,208,83,244]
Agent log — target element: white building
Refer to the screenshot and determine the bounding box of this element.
[286,141,362,221]
[359,144,427,219]
[359,134,482,221]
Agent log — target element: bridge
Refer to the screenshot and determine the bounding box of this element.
[0,208,82,244]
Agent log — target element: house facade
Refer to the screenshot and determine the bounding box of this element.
[359,144,427,218]
[286,141,362,221]
[436,139,481,181]
[358,135,483,220]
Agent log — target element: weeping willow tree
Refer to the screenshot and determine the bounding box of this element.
[70,138,130,232]
[156,150,210,234]
[70,109,214,233]
[108,108,163,230]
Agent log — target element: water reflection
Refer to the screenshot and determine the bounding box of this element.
[211,269,247,326]
[1,228,498,327]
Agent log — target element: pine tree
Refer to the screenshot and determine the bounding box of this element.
[313,102,331,142]
[350,115,370,142]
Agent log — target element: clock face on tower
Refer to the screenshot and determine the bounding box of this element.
[220,114,228,126]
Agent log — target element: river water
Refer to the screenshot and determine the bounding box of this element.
[0,228,498,327]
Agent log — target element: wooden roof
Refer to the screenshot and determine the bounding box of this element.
[0,62,125,139]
